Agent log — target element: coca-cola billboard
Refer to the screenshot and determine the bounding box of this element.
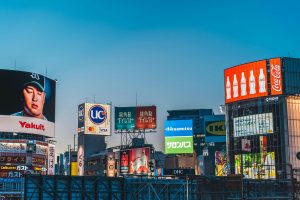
[224,60,268,103]
[270,58,282,95]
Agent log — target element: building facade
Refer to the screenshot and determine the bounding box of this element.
[225,57,300,179]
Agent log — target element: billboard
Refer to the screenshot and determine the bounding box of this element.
[0,70,56,137]
[120,150,129,174]
[164,120,193,154]
[215,151,229,176]
[115,106,156,131]
[0,155,26,164]
[224,60,268,103]
[107,152,116,177]
[205,120,226,142]
[78,103,111,136]
[270,58,282,95]
[71,162,78,176]
[233,113,274,137]
[115,107,136,130]
[47,143,55,175]
[0,141,27,153]
[235,152,276,179]
[129,147,150,175]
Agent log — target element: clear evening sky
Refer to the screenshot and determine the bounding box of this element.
[0,1,299,154]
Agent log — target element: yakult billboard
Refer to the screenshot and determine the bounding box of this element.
[78,103,111,136]
[225,60,268,103]
[0,69,56,137]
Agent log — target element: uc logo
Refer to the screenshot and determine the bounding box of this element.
[89,105,107,124]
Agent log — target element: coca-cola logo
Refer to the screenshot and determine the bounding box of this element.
[271,64,281,92]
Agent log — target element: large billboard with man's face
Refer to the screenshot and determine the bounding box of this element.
[78,103,111,135]
[0,70,56,137]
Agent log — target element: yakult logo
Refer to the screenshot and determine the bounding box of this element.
[271,64,282,92]
[88,105,107,125]
[19,121,45,131]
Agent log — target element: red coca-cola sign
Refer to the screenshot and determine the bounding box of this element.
[270,58,282,95]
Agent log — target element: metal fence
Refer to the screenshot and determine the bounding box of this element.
[0,174,299,200]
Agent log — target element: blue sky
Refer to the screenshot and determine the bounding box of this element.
[0,1,299,154]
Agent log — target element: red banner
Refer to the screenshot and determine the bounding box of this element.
[270,58,282,95]
[136,106,156,129]
[225,60,268,103]
[129,147,150,174]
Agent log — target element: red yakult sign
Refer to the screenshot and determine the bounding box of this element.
[270,58,282,95]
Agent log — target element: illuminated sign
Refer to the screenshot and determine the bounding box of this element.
[0,155,26,164]
[233,113,274,137]
[115,107,136,130]
[215,151,229,176]
[129,147,150,175]
[120,150,129,174]
[106,152,115,177]
[235,152,276,179]
[115,106,157,131]
[0,70,56,137]
[32,156,46,165]
[270,58,282,95]
[224,60,268,103]
[136,106,156,129]
[205,119,226,143]
[0,142,27,153]
[164,120,193,154]
[78,145,84,176]
[47,143,55,175]
[78,103,111,136]
[71,162,78,176]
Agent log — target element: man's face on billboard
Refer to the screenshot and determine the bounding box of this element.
[23,85,45,118]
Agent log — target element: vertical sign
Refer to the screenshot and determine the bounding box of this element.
[107,152,115,177]
[270,58,282,95]
[120,150,129,174]
[47,143,55,175]
[77,104,85,133]
[136,106,156,129]
[77,145,84,176]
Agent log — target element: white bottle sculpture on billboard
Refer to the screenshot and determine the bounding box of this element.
[226,76,231,99]
[249,70,256,94]
[259,68,266,93]
[241,72,247,96]
[233,74,238,98]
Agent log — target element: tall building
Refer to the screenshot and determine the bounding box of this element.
[0,70,56,198]
[225,57,300,179]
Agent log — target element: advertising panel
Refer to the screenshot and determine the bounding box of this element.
[107,152,115,177]
[71,162,78,176]
[120,150,129,174]
[0,70,56,137]
[205,121,226,142]
[129,147,150,175]
[215,151,229,176]
[242,138,251,152]
[0,141,27,153]
[164,120,193,154]
[80,103,111,136]
[115,107,136,130]
[77,104,85,133]
[224,60,268,103]
[47,143,55,175]
[78,145,84,176]
[0,155,26,164]
[270,58,282,95]
[32,156,46,166]
[233,113,274,137]
[136,106,156,129]
[234,152,276,179]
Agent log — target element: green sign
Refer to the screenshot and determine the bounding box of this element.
[115,107,136,130]
[165,136,193,154]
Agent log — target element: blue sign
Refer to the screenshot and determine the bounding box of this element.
[164,120,193,137]
[89,105,107,124]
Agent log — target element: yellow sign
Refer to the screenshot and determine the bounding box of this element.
[71,162,78,176]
